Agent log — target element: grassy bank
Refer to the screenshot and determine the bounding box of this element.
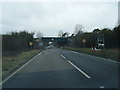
[64,47,119,62]
[2,49,41,79]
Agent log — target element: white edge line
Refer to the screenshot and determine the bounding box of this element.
[69,50,119,63]
[70,51,78,54]
[60,54,65,59]
[0,52,42,86]
[68,61,91,79]
[96,57,119,63]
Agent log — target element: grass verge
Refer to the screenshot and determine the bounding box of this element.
[64,47,119,62]
[2,49,41,79]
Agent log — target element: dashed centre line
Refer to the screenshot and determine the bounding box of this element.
[60,54,66,59]
[68,61,91,79]
[60,54,91,79]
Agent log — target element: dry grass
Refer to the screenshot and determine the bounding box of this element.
[2,49,41,79]
[64,47,119,62]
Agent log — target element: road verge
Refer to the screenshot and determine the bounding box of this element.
[64,47,119,62]
[2,49,42,80]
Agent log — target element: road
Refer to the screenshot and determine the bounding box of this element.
[2,48,119,88]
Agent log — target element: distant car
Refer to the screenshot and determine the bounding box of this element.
[45,45,53,49]
[47,46,51,49]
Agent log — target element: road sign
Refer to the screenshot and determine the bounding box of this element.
[82,39,86,48]
[29,42,33,46]
[82,39,86,43]
[97,33,105,49]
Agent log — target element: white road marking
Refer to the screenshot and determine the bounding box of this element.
[69,50,119,63]
[71,51,78,54]
[38,52,42,55]
[0,52,42,86]
[68,61,91,79]
[54,51,58,53]
[96,56,119,63]
[100,86,104,88]
[60,54,65,59]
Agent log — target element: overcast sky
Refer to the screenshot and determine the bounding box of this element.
[1,1,118,37]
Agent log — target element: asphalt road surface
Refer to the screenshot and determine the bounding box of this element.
[2,48,119,88]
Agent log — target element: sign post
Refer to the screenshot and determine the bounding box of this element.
[97,33,105,50]
[82,39,86,48]
[28,42,33,49]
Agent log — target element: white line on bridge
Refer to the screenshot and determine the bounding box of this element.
[0,52,42,86]
[68,61,91,79]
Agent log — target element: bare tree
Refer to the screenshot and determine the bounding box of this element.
[36,31,43,39]
[58,30,64,37]
[74,24,84,35]
[62,32,70,37]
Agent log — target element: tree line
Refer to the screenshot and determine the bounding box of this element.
[2,31,35,53]
[69,25,119,49]
[2,24,119,54]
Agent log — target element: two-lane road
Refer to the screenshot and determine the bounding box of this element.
[2,48,119,88]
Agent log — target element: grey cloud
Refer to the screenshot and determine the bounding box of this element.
[2,2,118,36]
